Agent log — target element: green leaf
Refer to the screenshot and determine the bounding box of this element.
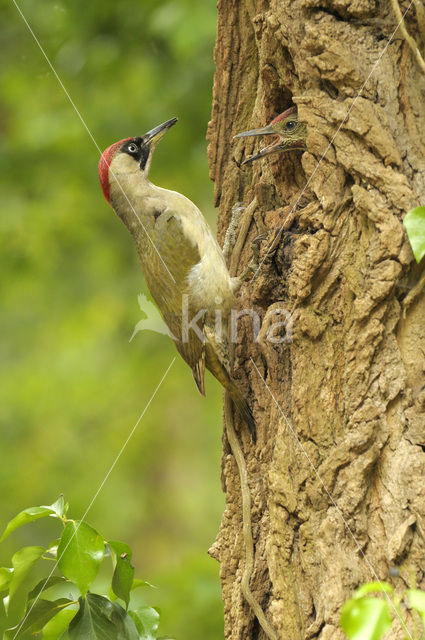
[354,582,394,598]
[0,567,13,592]
[109,541,135,609]
[4,598,73,638]
[68,594,139,639]
[46,495,69,518]
[129,606,160,640]
[9,546,45,601]
[6,546,46,623]
[57,521,104,596]
[131,579,156,591]
[341,597,392,640]
[0,596,6,625]
[28,576,69,601]
[46,539,61,560]
[408,589,425,627]
[41,607,78,639]
[403,206,425,263]
[1,507,57,541]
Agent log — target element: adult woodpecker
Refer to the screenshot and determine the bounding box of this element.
[98,118,256,440]
[235,106,306,164]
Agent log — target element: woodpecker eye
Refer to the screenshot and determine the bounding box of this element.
[285,121,297,131]
[127,143,138,154]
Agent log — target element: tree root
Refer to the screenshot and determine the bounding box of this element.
[223,193,278,639]
[224,394,278,640]
[229,197,258,274]
[402,268,425,316]
[390,0,425,73]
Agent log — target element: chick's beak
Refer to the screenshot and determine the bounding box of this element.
[144,117,178,145]
[234,124,275,139]
[234,122,281,165]
[241,143,280,165]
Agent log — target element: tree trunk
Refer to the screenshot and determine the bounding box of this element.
[207,1,425,638]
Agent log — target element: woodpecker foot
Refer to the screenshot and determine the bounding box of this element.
[232,262,256,293]
[251,232,267,262]
[234,233,267,285]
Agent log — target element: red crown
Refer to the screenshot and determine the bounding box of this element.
[98,138,131,204]
[270,106,297,125]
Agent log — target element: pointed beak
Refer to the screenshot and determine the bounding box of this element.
[234,122,280,165]
[234,124,275,139]
[241,138,305,165]
[241,144,279,165]
[144,117,178,145]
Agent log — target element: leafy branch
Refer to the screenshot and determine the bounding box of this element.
[0,496,171,639]
[341,581,425,640]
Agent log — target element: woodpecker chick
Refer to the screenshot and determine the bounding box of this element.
[235,106,306,164]
[98,118,256,440]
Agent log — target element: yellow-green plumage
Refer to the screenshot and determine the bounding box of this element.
[104,122,256,440]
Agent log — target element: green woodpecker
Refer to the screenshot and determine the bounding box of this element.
[235,106,306,164]
[98,118,256,440]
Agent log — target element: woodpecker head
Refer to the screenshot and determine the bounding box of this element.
[234,107,306,165]
[98,117,178,205]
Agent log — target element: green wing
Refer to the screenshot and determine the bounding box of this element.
[141,212,207,395]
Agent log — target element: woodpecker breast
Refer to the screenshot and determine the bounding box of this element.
[108,165,235,316]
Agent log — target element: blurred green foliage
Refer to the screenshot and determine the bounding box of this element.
[0,0,224,637]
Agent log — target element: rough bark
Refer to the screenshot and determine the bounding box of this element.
[207,1,425,638]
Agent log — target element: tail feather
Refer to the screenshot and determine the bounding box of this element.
[229,390,257,442]
[205,342,256,441]
[191,351,206,396]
